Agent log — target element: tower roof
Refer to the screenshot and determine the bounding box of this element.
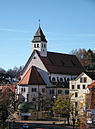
[32,26,47,43]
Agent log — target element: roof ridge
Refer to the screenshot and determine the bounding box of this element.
[47,51,75,56]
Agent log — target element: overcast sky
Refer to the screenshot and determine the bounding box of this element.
[0,0,95,70]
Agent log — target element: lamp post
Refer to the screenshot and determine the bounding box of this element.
[52,95,56,129]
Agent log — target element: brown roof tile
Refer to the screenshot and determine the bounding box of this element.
[88,82,95,89]
[21,50,84,76]
[40,51,84,75]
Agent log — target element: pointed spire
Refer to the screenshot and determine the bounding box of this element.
[32,25,47,43]
[38,19,40,27]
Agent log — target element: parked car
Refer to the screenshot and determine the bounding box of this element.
[23,123,29,129]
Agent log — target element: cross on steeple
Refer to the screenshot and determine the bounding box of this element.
[38,19,40,27]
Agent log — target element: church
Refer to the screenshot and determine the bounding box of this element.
[17,25,84,117]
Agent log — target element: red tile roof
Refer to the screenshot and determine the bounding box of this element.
[0,85,15,93]
[19,66,45,85]
[88,82,95,89]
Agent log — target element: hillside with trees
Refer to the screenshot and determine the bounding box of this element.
[71,48,95,71]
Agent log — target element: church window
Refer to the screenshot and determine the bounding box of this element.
[60,78,63,82]
[52,77,56,82]
[33,56,36,59]
[34,44,36,48]
[49,76,51,82]
[67,78,70,82]
[57,77,59,81]
[37,44,39,48]
[64,77,67,82]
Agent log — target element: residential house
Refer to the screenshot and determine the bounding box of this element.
[69,72,95,119]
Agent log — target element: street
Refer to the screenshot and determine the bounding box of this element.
[6,122,80,129]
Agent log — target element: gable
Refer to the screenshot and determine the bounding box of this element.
[21,50,48,79]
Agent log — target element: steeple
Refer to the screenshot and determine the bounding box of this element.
[32,26,47,57]
[32,25,47,43]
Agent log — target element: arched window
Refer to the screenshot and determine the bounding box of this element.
[34,44,36,48]
[52,77,56,82]
[37,44,39,48]
[60,78,63,82]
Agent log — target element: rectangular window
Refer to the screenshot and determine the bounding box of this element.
[77,85,80,89]
[80,78,82,83]
[84,77,87,83]
[58,90,62,94]
[75,92,78,97]
[24,88,25,92]
[65,90,69,94]
[83,85,85,89]
[21,88,23,92]
[72,85,75,89]
[31,88,37,92]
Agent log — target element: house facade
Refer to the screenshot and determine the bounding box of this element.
[69,72,95,118]
[17,25,84,119]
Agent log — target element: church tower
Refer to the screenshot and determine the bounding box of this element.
[32,25,47,57]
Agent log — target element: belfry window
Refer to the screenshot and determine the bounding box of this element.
[34,44,36,48]
[37,44,39,48]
